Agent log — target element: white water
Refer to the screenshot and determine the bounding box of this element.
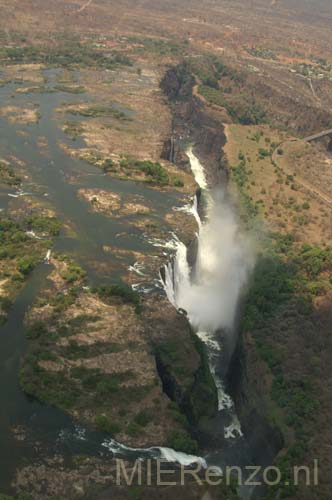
[44,249,51,264]
[129,261,148,277]
[173,195,201,230]
[8,189,33,198]
[163,148,254,434]
[56,148,253,470]
[178,190,254,333]
[186,145,208,189]
[102,439,207,467]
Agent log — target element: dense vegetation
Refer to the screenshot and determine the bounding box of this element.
[128,37,188,57]
[120,158,184,187]
[24,215,61,236]
[0,162,21,186]
[0,42,133,69]
[242,231,330,497]
[155,330,218,434]
[0,216,54,323]
[94,283,142,314]
[199,84,266,125]
[186,55,267,125]
[68,104,130,120]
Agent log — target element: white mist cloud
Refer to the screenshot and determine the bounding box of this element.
[176,189,255,332]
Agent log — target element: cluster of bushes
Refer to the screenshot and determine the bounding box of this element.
[0,216,61,321]
[120,158,174,186]
[24,215,61,236]
[95,414,121,434]
[94,283,142,314]
[63,120,84,139]
[0,43,133,69]
[20,361,79,410]
[231,158,249,188]
[258,147,271,159]
[82,152,184,188]
[199,85,266,125]
[136,160,170,186]
[51,288,79,314]
[155,331,218,430]
[0,216,52,277]
[191,54,267,125]
[242,233,327,496]
[68,105,129,120]
[54,84,86,94]
[120,158,184,187]
[0,162,21,186]
[187,54,231,88]
[71,366,134,398]
[101,158,116,173]
[129,37,187,57]
[271,376,319,429]
[297,244,332,278]
[247,47,277,60]
[61,263,86,284]
[61,339,121,360]
[20,337,139,414]
[17,256,36,275]
[229,157,259,223]
[168,429,198,455]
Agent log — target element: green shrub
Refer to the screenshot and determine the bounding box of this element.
[258,148,271,159]
[61,264,86,284]
[127,422,141,437]
[95,284,141,314]
[135,160,169,186]
[24,215,60,236]
[69,105,128,120]
[168,429,198,454]
[0,162,21,186]
[18,256,36,275]
[0,43,133,70]
[26,322,48,340]
[95,415,121,434]
[134,410,152,427]
[173,177,184,187]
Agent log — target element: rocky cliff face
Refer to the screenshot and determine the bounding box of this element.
[160,64,228,187]
[227,335,284,466]
[161,61,284,471]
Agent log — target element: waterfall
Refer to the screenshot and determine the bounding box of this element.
[191,194,202,229]
[44,249,51,264]
[162,146,254,434]
[186,145,208,189]
[169,136,175,163]
[102,439,207,467]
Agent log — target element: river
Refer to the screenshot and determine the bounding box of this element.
[0,67,259,498]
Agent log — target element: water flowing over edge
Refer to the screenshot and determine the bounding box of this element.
[56,146,248,467]
[162,146,246,439]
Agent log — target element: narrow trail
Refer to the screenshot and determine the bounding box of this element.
[272,141,332,207]
[308,78,321,103]
[78,0,93,13]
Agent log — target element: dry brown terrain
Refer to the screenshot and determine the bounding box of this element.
[1,1,332,499]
